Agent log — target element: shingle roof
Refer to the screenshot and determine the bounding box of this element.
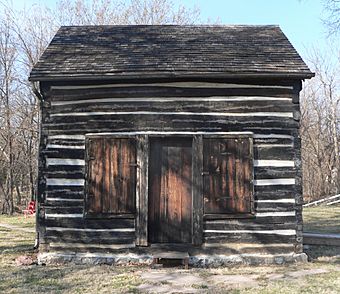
[29,25,314,81]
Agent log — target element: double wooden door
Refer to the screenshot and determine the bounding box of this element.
[148,137,192,243]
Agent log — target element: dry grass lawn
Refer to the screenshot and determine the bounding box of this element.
[0,214,339,293]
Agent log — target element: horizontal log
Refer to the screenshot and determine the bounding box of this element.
[43,123,299,138]
[45,235,135,245]
[255,194,297,202]
[48,242,135,250]
[45,229,135,238]
[43,218,135,229]
[50,100,296,115]
[44,171,84,179]
[45,186,83,193]
[45,112,297,123]
[49,81,294,91]
[202,243,295,255]
[202,212,296,224]
[42,149,84,158]
[204,221,296,231]
[253,215,296,224]
[44,165,84,173]
[45,130,296,140]
[254,167,295,179]
[255,185,295,194]
[45,199,83,206]
[204,229,295,236]
[45,190,84,199]
[47,138,85,145]
[47,86,293,101]
[254,202,296,212]
[45,206,83,214]
[203,233,296,244]
[254,146,294,161]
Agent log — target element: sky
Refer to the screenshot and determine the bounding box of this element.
[13,0,331,61]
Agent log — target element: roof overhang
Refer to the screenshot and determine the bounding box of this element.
[29,71,315,82]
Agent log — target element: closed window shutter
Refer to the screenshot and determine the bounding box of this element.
[86,137,136,215]
[203,137,253,214]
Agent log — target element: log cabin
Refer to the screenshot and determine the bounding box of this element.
[29,25,314,266]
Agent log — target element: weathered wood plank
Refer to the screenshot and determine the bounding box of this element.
[44,171,84,179]
[204,220,296,231]
[254,167,295,179]
[45,199,83,207]
[44,217,135,229]
[49,242,135,250]
[45,114,298,129]
[45,190,84,199]
[85,137,137,215]
[136,135,148,246]
[148,137,193,243]
[42,149,84,158]
[203,233,296,244]
[49,81,295,91]
[254,146,294,161]
[45,206,83,214]
[255,202,295,212]
[50,100,297,115]
[204,215,296,224]
[48,86,294,101]
[45,235,135,245]
[192,135,203,245]
[203,137,253,214]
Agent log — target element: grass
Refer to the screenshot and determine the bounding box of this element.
[0,214,36,228]
[303,205,340,233]
[0,214,339,293]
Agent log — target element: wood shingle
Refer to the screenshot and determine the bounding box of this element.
[29,25,313,81]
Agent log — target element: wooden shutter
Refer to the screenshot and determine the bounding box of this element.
[86,137,136,215]
[203,137,253,214]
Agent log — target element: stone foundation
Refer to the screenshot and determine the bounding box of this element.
[38,252,308,267]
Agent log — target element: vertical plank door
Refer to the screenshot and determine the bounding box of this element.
[203,137,253,214]
[86,137,136,215]
[148,137,192,243]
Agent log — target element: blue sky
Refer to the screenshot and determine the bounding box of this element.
[184,0,327,59]
[14,0,328,60]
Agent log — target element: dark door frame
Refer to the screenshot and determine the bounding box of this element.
[135,134,203,247]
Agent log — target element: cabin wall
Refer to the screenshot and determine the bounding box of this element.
[37,79,303,255]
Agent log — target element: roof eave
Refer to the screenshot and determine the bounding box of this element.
[29,71,315,82]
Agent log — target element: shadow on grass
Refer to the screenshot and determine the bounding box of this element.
[304,221,340,234]
[0,244,35,255]
[304,245,340,264]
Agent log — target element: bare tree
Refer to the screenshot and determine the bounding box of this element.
[0,9,17,213]
[301,45,340,200]
[0,0,202,214]
[54,0,200,25]
[323,0,340,36]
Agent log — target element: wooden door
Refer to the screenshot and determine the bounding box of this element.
[148,137,192,243]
